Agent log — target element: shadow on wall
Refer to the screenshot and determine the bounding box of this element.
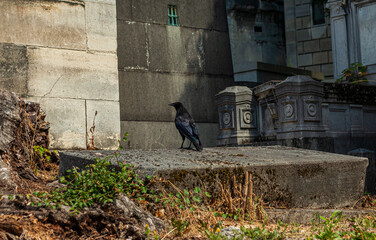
[176,0,234,148]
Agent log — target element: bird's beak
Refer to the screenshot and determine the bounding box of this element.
[168,103,173,106]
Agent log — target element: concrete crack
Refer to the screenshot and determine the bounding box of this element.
[43,75,63,97]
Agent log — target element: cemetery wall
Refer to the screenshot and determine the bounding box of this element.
[284,0,333,79]
[0,0,120,149]
[117,0,234,149]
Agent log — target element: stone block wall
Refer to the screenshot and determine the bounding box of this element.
[117,0,234,149]
[285,0,333,79]
[0,0,120,149]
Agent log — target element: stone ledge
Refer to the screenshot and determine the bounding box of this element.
[59,146,367,208]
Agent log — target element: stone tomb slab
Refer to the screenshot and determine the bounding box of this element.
[59,146,367,208]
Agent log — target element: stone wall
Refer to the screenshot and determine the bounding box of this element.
[0,0,120,149]
[285,0,333,79]
[327,0,376,81]
[226,0,286,83]
[117,0,234,149]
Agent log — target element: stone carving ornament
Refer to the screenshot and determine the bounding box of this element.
[307,103,317,117]
[223,112,231,125]
[243,110,252,124]
[284,103,294,118]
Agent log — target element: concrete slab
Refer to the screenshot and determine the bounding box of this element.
[59,146,368,208]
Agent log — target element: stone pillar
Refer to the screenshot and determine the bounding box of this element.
[275,75,331,151]
[215,86,258,146]
[348,148,375,195]
[326,0,349,80]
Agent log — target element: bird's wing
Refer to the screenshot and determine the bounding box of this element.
[175,116,194,137]
[189,119,199,137]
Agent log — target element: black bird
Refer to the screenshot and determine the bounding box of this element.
[169,102,203,151]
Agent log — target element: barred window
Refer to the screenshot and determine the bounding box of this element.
[168,5,178,26]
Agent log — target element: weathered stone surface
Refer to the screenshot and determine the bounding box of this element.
[321,64,333,76]
[313,51,328,64]
[117,21,148,69]
[358,3,376,65]
[116,0,132,21]
[304,40,320,53]
[147,25,206,74]
[119,71,233,122]
[86,100,120,150]
[27,48,119,101]
[203,30,233,75]
[220,227,242,239]
[297,29,311,41]
[146,25,232,75]
[298,53,313,66]
[59,146,368,208]
[86,1,117,52]
[115,194,165,231]
[301,16,311,29]
[0,43,28,96]
[120,121,218,149]
[179,0,228,31]
[0,0,85,49]
[295,4,310,17]
[312,26,327,39]
[34,98,86,149]
[297,42,304,54]
[130,0,228,31]
[320,38,332,51]
[305,65,321,73]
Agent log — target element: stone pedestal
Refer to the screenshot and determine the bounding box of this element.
[275,75,331,151]
[215,86,258,146]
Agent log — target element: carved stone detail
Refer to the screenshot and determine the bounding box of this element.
[281,97,297,123]
[240,108,256,129]
[219,106,235,130]
[304,96,321,121]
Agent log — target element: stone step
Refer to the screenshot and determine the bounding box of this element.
[59,146,368,208]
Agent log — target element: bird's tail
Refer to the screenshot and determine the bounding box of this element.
[192,138,203,151]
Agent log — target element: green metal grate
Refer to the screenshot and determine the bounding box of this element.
[168,5,178,26]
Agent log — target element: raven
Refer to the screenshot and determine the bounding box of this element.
[169,102,203,151]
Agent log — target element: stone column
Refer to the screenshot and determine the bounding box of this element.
[326,0,349,80]
[275,75,331,151]
[215,86,258,146]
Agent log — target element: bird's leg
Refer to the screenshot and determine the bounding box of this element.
[180,137,185,149]
[187,142,192,150]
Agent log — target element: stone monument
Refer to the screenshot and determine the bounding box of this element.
[274,75,331,150]
[215,86,258,146]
